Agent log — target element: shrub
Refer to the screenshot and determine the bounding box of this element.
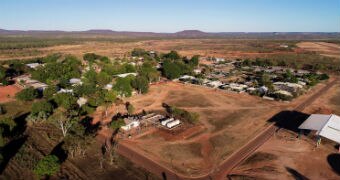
[34,155,60,178]
[31,100,54,116]
[15,87,38,101]
[110,118,125,129]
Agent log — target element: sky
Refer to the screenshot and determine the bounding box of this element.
[0,0,339,32]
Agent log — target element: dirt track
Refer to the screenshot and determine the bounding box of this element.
[116,78,338,180]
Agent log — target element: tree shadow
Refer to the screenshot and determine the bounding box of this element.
[11,112,29,134]
[0,136,28,173]
[80,116,100,135]
[0,113,29,173]
[267,110,310,133]
[285,167,309,180]
[327,153,340,175]
[50,141,68,163]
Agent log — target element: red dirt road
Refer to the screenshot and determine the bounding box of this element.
[116,79,338,180]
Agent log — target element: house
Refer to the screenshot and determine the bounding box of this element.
[206,80,223,88]
[115,73,138,78]
[69,78,82,85]
[299,114,340,148]
[259,86,268,95]
[273,82,303,93]
[225,83,248,92]
[193,69,202,74]
[295,69,311,77]
[214,58,225,63]
[77,97,87,107]
[104,84,113,90]
[57,88,73,94]
[274,90,293,98]
[26,63,43,69]
[166,119,181,129]
[15,75,48,91]
[121,118,140,131]
[179,75,196,81]
[279,44,289,48]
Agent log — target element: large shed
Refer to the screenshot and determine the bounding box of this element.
[299,114,340,144]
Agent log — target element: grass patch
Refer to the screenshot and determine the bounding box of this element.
[0,100,32,119]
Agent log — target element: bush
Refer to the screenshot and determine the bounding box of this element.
[34,155,60,178]
[110,118,125,129]
[31,100,54,116]
[319,73,329,80]
[168,106,199,124]
[15,87,39,101]
[43,86,58,99]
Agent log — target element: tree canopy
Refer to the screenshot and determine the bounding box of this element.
[31,56,81,84]
[31,100,54,116]
[15,87,39,101]
[34,155,60,178]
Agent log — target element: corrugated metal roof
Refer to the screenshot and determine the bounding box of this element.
[299,114,340,144]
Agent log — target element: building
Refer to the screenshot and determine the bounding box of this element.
[77,97,87,107]
[193,69,202,74]
[26,63,43,69]
[15,75,48,91]
[205,80,223,88]
[69,78,82,85]
[273,82,303,93]
[57,88,73,94]
[299,114,340,148]
[104,84,113,90]
[121,118,140,131]
[115,73,138,78]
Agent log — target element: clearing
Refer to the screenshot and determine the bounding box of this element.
[297,42,340,58]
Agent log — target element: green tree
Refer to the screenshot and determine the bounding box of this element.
[51,109,78,137]
[131,48,148,56]
[132,76,149,94]
[283,69,298,83]
[31,100,54,116]
[103,90,117,117]
[31,56,81,84]
[34,155,60,178]
[113,77,134,97]
[139,63,160,83]
[162,60,182,79]
[163,51,180,60]
[110,118,125,129]
[74,83,97,97]
[83,53,101,63]
[96,72,111,86]
[126,103,134,115]
[15,87,39,101]
[100,56,110,63]
[190,55,200,67]
[43,85,58,99]
[53,93,77,109]
[260,73,272,87]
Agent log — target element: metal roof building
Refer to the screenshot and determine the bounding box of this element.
[299,114,340,144]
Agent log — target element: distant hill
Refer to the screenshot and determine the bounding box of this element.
[0,28,339,39]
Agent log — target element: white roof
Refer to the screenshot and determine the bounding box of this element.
[115,73,137,78]
[299,114,340,144]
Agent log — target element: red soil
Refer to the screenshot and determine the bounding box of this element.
[0,85,22,103]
